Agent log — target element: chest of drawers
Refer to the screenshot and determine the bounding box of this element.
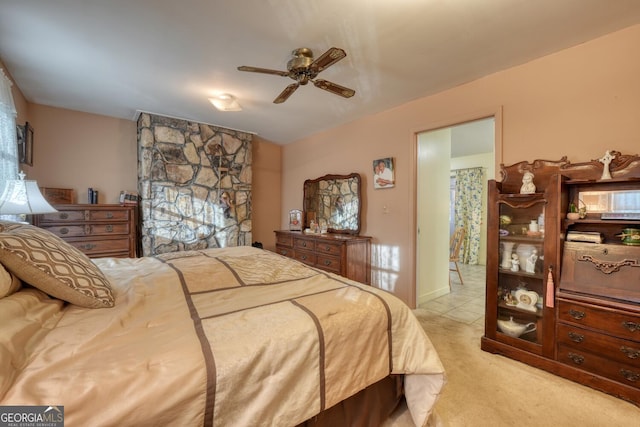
[556,297,640,402]
[274,230,371,284]
[34,204,137,258]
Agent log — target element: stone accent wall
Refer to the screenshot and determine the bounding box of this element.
[137,113,252,256]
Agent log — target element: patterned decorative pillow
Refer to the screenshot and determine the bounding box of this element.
[0,221,114,308]
[0,262,21,298]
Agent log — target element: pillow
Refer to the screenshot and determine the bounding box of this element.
[0,262,21,298]
[0,221,114,308]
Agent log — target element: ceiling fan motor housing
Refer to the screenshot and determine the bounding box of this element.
[287,48,316,85]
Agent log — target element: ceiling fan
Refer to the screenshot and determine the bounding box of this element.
[237,47,356,104]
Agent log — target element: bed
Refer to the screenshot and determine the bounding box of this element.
[0,221,445,426]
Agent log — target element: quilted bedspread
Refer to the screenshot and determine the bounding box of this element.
[0,246,445,426]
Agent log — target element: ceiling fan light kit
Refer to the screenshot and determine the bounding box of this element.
[209,93,242,111]
[238,47,355,104]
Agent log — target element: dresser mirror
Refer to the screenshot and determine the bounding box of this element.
[303,173,362,235]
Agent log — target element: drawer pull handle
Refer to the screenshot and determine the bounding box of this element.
[620,346,640,359]
[324,260,332,266]
[567,352,584,365]
[301,255,307,260]
[106,225,113,232]
[106,212,114,219]
[280,250,287,256]
[60,227,69,235]
[569,309,585,320]
[620,369,640,383]
[302,242,307,247]
[568,332,584,343]
[325,245,330,251]
[622,321,639,333]
[80,244,96,250]
[578,254,640,274]
[60,213,69,219]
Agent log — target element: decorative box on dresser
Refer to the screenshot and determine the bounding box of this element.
[481,152,640,405]
[274,231,372,284]
[34,204,137,258]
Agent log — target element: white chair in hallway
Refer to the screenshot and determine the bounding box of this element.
[449,227,465,288]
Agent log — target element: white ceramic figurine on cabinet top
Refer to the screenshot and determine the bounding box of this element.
[520,171,536,194]
[599,150,615,180]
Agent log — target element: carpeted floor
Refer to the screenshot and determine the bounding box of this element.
[385,309,640,426]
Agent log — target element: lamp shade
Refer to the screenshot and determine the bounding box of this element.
[0,173,57,215]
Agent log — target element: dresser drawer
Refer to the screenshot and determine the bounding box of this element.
[276,233,293,247]
[275,244,293,258]
[557,300,640,342]
[89,209,130,221]
[43,223,130,238]
[294,249,316,266]
[65,237,131,257]
[316,253,341,274]
[315,240,343,256]
[294,237,316,252]
[557,344,640,387]
[557,323,640,366]
[39,209,87,223]
[39,208,131,223]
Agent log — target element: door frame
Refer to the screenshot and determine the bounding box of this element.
[408,106,503,308]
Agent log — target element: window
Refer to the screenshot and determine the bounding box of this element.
[0,68,19,220]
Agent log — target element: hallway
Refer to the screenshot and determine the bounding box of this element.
[418,263,485,326]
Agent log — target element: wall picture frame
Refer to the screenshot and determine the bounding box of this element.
[17,121,34,166]
[373,157,395,189]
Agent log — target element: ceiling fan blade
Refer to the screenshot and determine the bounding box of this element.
[310,47,346,72]
[237,65,290,77]
[313,79,355,98]
[274,83,299,104]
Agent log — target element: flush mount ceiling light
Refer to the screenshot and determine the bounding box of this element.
[209,94,242,111]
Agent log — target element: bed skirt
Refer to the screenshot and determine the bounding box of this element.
[298,375,404,427]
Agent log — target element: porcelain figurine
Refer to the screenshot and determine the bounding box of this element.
[520,171,536,194]
[599,150,615,180]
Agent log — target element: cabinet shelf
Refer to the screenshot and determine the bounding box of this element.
[499,235,545,243]
[565,218,640,226]
[498,269,544,280]
[498,301,543,317]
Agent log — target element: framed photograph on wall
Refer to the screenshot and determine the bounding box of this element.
[373,157,395,189]
[17,122,34,166]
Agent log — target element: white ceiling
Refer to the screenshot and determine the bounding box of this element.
[2,1,640,145]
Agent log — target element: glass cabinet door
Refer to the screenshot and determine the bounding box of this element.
[495,198,547,348]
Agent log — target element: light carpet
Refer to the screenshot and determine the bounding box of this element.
[383,309,640,427]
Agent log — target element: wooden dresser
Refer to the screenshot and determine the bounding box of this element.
[274,230,371,284]
[34,204,137,258]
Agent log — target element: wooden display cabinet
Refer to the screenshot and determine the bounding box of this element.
[483,177,559,359]
[482,152,640,405]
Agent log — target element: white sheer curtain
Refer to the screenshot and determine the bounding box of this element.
[0,68,19,220]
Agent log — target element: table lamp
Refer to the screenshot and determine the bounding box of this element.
[0,171,57,222]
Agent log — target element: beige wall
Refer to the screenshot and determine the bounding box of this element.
[282,24,640,306]
[246,136,282,251]
[25,104,137,203]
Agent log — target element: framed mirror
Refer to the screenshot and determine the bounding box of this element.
[303,173,362,235]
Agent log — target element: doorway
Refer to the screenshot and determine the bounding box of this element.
[415,116,496,306]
